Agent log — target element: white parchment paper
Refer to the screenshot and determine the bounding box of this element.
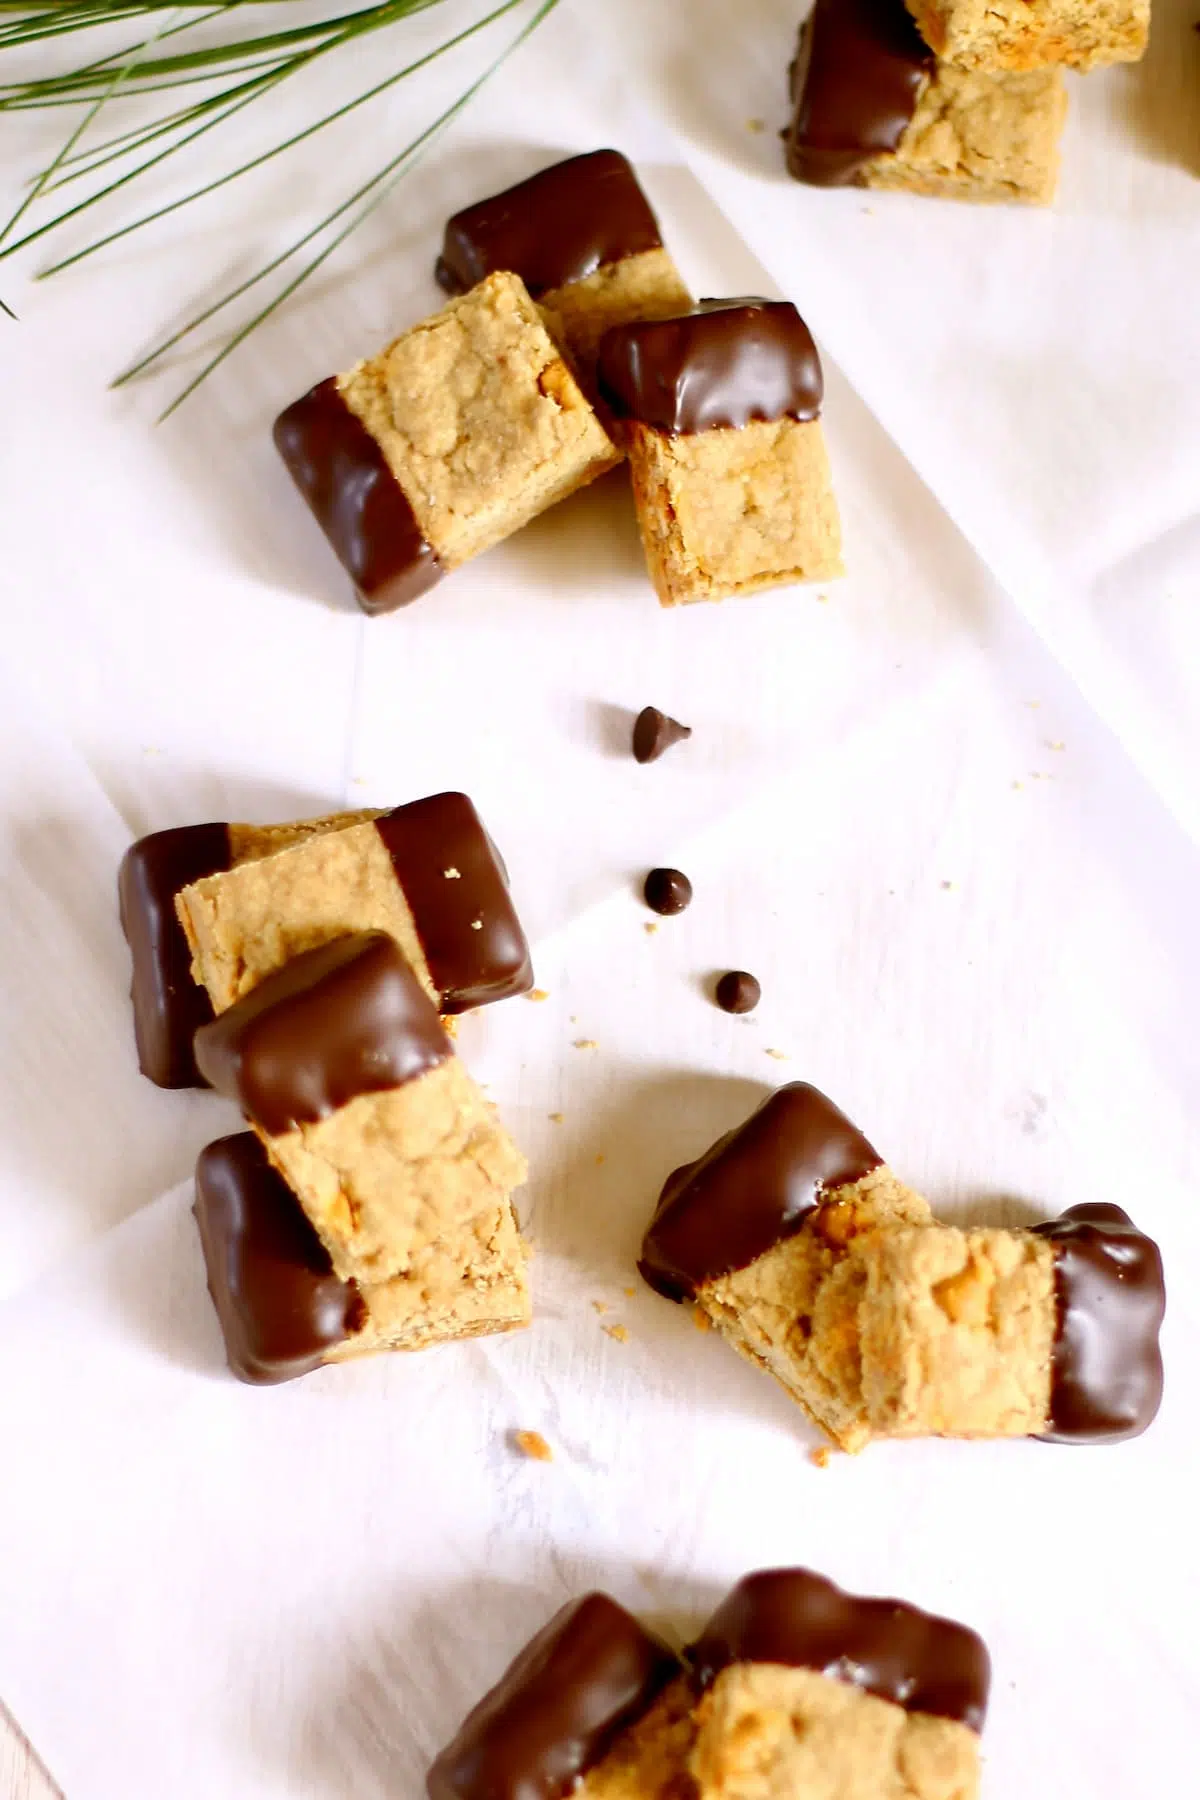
[0,2,1197,1794]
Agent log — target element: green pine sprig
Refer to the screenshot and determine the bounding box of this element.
[0,1,561,410]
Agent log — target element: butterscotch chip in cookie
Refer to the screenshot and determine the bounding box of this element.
[598,301,842,606]
[906,0,1147,71]
[193,932,527,1287]
[274,271,619,614]
[787,0,1067,206]
[638,1082,930,1450]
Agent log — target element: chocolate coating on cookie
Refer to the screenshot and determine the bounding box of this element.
[1033,1203,1165,1443]
[690,1568,990,1733]
[426,1592,681,1800]
[633,705,691,763]
[118,822,231,1087]
[375,793,533,1011]
[435,149,664,299]
[785,0,933,188]
[273,377,443,615]
[194,932,451,1136]
[597,300,823,435]
[643,868,693,915]
[194,1132,363,1384]
[638,1083,881,1301]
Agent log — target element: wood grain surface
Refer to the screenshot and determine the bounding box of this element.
[0,1704,58,1800]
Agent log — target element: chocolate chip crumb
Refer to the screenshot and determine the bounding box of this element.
[633,706,692,763]
[715,970,760,1014]
[644,867,692,915]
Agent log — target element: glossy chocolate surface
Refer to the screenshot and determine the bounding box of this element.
[273,377,443,615]
[427,1592,681,1800]
[117,822,230,1088]
[435,149,663,299]
[193,1132,363,1384]
[375,793,533,1012]
[596,299,823,435]
[643,867,692,916]
[690,1568,990,1732]
[715,970,761,1015]
[193,932,451,1137]
[785,0,933,187]
[1034,1203,1166,1443]
[632,705,691,763]
[638,1083,881,1301]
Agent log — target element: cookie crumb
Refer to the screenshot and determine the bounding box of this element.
[594,1153,606,1166]
[765,1047,789,1061]
[525,988,550,1002]
[512,1430,553,1462]
[592,1300,609,1315]
[692,1306,712,1332]
[1048,740,1066,751]
[603,1323,629,1344]
[940,880,954,891]
[809,1446,833,1470]
[747,117,765,133]
[573,1038,599,1050]
[644,921,659,936]
[816,592,830,604]
[470,918,484,930]
[443,867,461,879]
[623,1286,636,1298]
[1011,780,1023,790]
[548,1111,564,1124]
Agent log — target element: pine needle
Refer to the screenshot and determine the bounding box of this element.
[0,0,561,404]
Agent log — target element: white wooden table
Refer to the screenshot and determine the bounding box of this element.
[1,1704,57,1799]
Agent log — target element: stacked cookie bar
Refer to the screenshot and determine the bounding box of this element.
[428,1567,991,1799]
[786,0,1149,205]
[640,1082,1165,1450]
[274,149,845,613]
[119,793,534,1382]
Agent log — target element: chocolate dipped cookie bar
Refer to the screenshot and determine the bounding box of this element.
[640,1084,1166,1450]
[118,808,378,1088]
[274,270,619,614]
[175,791,532,1021]
[436,149,693,389]
[427,1568,990,1800]
[639,1083,930,1450]
[856,1203,1165,1442]
[597,300,843,606]
[193,932,527,1286]
[906,0,1148,71]
[427,1592,686,1800]
[194,1132,528,1384]
[787,0,1067,206]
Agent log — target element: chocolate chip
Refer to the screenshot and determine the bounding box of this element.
[633,706,692,763]
[716,970,761,1014]
[643,868,692,915]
